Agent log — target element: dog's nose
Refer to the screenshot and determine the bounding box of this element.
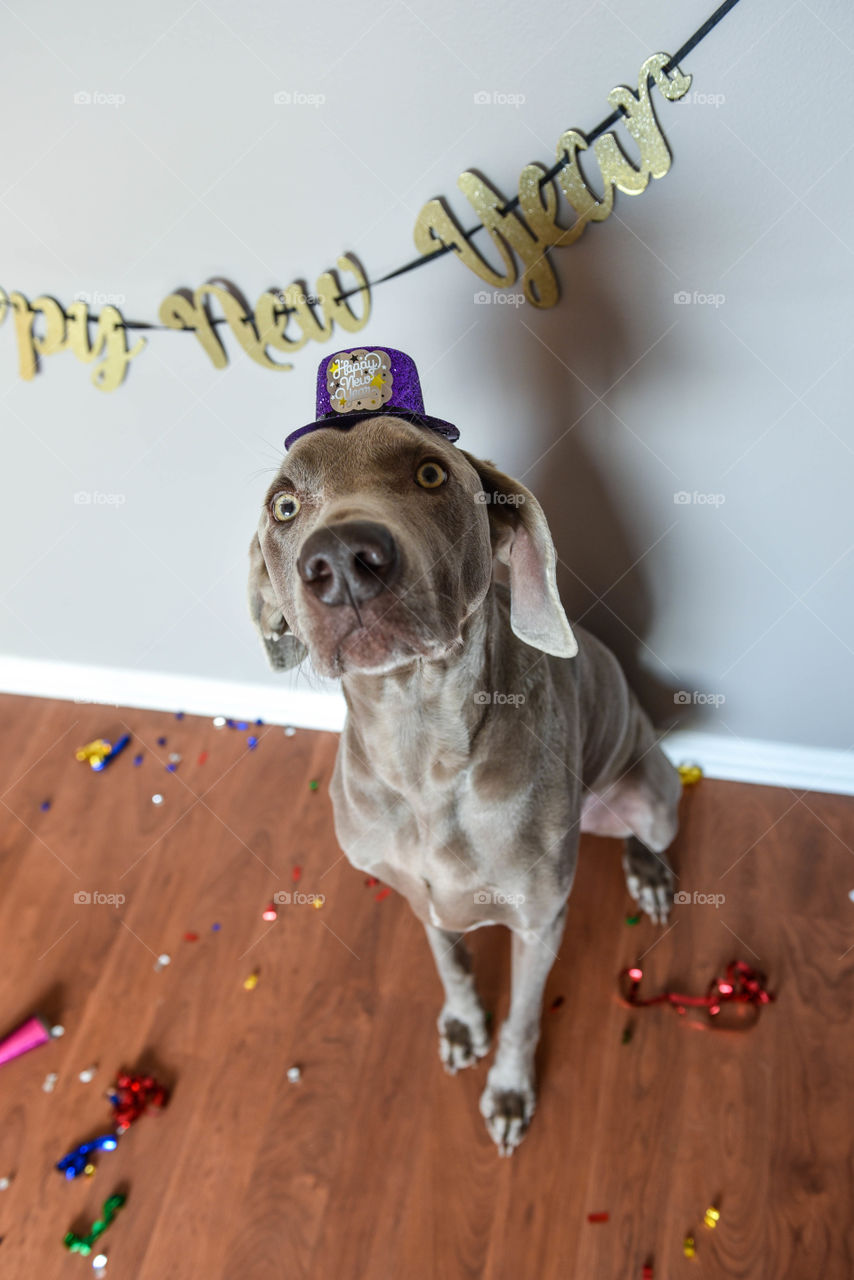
[297,520,400,607]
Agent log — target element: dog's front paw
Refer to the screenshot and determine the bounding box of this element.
[623,839,675,926]
[438,1005,490,1074]
[479,1070,536,1156]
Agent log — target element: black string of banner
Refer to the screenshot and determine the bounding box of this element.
[15,0,744,335]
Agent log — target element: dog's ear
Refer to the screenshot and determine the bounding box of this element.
[460,451,577,659]
[248,532,308,671]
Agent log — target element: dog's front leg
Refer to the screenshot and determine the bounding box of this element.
[479,904,568,1156]
[424,924,490,1074]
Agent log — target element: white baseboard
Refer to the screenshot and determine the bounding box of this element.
[0,656,348,734]
[660,731,852,797]
[1,657,851,796]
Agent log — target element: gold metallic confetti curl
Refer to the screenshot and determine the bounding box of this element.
[0,0,742,390]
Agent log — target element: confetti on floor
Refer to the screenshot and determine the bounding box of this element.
[678,762,703,786]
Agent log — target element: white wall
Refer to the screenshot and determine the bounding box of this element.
[1,0,852,777]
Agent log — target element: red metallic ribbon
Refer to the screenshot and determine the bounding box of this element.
[619,960,773,1028]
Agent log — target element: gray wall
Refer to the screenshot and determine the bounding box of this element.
[1,0,852,750]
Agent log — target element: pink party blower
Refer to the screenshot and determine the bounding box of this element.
[0,1015,55,1068]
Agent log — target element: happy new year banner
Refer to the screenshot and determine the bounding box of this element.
[0,0,742,392]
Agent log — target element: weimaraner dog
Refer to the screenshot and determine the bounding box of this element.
[248,409,681,1155]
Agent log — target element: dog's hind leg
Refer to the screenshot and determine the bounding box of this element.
[619,741,682,925]
[582,734,682,925]
[622,836,676,925]
[424,923,490,1074]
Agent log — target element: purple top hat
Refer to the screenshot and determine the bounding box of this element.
[284,346,460,450]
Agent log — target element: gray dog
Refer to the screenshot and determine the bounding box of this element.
[248,350,681,1155]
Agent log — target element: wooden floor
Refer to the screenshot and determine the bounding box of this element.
[0,694,852,1279]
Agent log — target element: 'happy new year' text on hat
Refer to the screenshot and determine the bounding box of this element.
[284,347,460,450]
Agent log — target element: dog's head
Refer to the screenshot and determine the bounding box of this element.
[249,416,576,678]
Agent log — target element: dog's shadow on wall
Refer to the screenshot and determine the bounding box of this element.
[515,243,681,731]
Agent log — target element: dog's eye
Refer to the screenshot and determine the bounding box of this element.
[271,493,301,522]
[415,461,448,490]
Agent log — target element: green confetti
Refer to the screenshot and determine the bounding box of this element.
[625,913,641,926]
[309,779,319,791]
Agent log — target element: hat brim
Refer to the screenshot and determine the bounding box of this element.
[284,408,459,451]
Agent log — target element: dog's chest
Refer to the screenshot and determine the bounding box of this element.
[330,741,551,933]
